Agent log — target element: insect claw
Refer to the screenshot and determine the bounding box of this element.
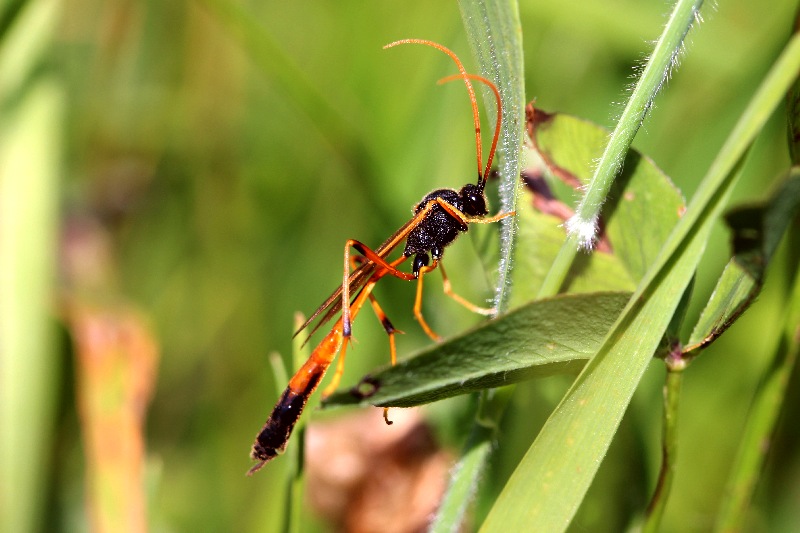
[246,460,268,476]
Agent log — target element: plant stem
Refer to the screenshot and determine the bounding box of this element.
[643,346,685,532]
[429,398,496,533]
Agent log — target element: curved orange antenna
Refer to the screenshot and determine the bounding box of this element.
[384,39,484,185]
[438,73,502,189]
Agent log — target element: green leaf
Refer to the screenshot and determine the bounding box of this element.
[687,169,800,350]
[479,28,800,533]
[0,3,62,532]
[538,0,705,295]
[458,0,525,313]
[526,109,685,285]
[322,292,630,408]
[511,188,636,305]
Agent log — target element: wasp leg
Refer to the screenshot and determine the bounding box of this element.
[439,262,495,316]
[413,260,442,342]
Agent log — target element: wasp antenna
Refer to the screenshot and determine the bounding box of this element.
[439,73,502,190]
[384,39,483,182]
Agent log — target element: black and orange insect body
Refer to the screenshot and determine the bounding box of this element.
[407,184,486,272]
[248,39,514,475]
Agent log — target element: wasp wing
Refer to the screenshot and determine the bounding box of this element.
[293,213,426,343]
[294,260,377,342]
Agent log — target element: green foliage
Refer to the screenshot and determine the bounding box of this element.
[688,171,800,351]
[324,292,630,408]
[3,0,800,532]
[0,2,62,533]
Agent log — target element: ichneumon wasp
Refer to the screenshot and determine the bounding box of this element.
[248,39,514,476]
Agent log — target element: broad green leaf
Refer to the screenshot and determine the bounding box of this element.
[528,109,685,284]
[537,0,704,296]
[480,29,800,533]
[511,188,635,305]
[323,292,629,408]
[687,170,800,350]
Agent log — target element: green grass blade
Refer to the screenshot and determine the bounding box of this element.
[0,2,62,532]
[458,0,524,313]
[429,415,495,533]
[713,231,800,532]
[479,30,800,533]
[538,0,704,296]
[431,2,525,530]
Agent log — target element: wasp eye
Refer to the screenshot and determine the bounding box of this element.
[460,184,487,216]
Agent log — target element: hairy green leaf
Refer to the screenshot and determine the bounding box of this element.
[323,292,630,408]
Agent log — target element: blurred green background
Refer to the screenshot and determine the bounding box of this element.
[2,0,799,531]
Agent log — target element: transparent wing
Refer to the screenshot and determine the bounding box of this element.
[293,211,431,343]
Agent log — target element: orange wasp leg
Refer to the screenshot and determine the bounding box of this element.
[362,293,400,425]
[366,291,402,367]
[437,209,517,316]
[427,196,515,230]
[414,259,443,342]
[438,262,494,316]
[322,256,405,401]
[342,240,416,339]
[466,210,516,225]
[326,254,405,426]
